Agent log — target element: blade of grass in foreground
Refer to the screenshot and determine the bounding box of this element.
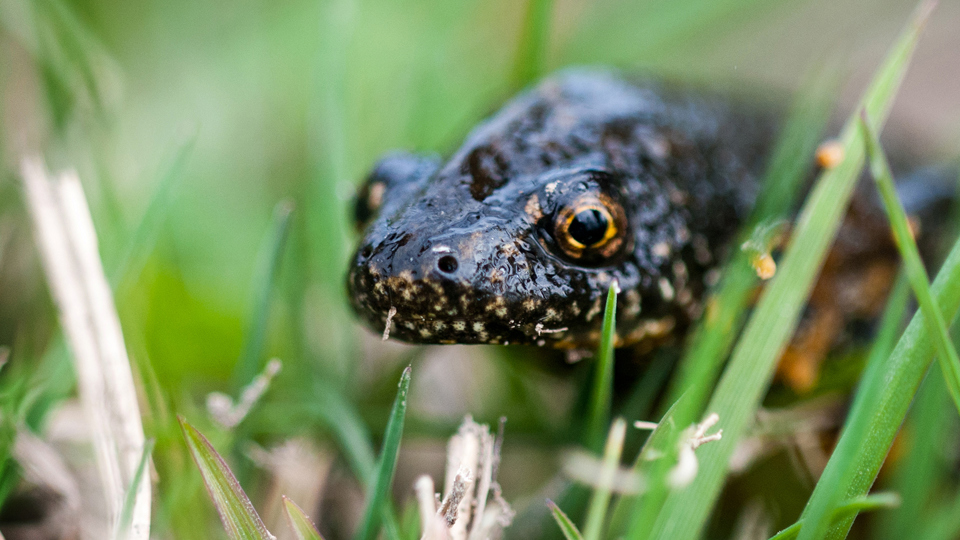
[611,396,685,538]
[582,418,627,540]
[354,366,412,540]
[548,500,584,540]
[621,65,834,540]
[585,283,619,451]
[283,496,326,540]
[862,112,960,416]
[646,3,934,539]
[663,66,835,417]
[769,493,901,540]
[876,372,951,540]
[300,374,402,537]
[792,212,960,539]
[179,417,274,540]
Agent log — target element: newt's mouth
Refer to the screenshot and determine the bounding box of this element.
[348,270,529,345]
[346,248,581,346]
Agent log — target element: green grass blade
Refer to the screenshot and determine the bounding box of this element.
[876,372,952,540]
[111,134,196,288]
[354,366,412,540]
[511,0,553,90]
[308,390,377,484]
[233,200,295,391]
[663,64,835,419]
[585,283,619,451]
[283,496,326,540]
[562,0,772,71]
[769,493,901,540]
[618,73,834,531]
[838,492,901,514]
[548,499,585,540]
[794,217,960,538]
[647,3,933,539]
[179,416,274,540]
[582,418,627,540]
[115,438,155,540]
[847,273,910,418]
[304,378,403,538]
[615,397,686,539]
[861,112,960,416]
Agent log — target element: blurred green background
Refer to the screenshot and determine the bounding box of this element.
[0,0,958,538]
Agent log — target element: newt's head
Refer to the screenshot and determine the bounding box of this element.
[347,70,766,348]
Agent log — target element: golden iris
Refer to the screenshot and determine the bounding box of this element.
[554,194,624,260]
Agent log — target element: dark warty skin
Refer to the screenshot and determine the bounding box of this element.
[346,69,780,350]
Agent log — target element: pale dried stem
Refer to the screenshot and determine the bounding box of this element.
[467,428,494,540]
[21,157,151,539]
[445,421,481,540]
[416,475,448,540]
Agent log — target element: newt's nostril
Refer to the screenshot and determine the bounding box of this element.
[437,255,459,274]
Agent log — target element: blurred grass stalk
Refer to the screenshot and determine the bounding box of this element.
[512,0,554,90]
[20,157,151,538]
[645,2,935,539]
[233,200,295,392]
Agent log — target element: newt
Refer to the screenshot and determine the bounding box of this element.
[345,69,952,373]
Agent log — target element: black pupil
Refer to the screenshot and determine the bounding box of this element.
[569,209,608,246]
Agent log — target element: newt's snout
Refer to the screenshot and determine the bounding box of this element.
[347,214,560,345]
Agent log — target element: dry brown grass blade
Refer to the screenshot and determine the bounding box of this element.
[20,157,151,539]
[429,417,513,540]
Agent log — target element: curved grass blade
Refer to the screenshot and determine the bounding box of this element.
[179,416,275,540]
[115,439,155,540]
[861,112,960,416]
[586,282,619,451]
[548,499,584,540]
[111,133,196,288]
[613,397,686,539]
[647,3,934,539]
[769,493,901,540]
[283,496,326,540]
[354,366,412,540]
[233,200,295,391]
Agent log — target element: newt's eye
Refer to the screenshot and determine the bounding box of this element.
[354,180,385,232]
[553,194,627,263]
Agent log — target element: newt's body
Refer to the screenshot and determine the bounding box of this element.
[345,69,948,368]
